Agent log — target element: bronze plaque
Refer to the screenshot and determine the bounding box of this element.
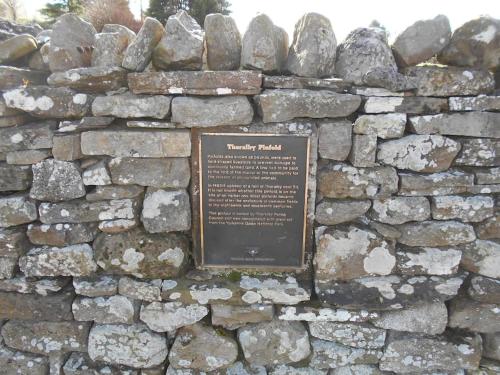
[196,132,310,269]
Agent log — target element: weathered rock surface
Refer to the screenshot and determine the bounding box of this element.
[0,289,74,320]
[354,114,406,139]
[205,13,241,70]
[27,222,97,246]
[73,275,118,297]
[0,227,30,258]
[399,170,474,196]
[73,295,138,324]
[169,323,238,371]
[256,89,361,123]
[315,199,371,225]
[318,120,352,160]
[349,134,377,167]
[392,15,451,66]
[92,31,130,67]
[82,160,111,186]
[310,338,382,369]
[438,16,500,70]
[47,66,128,93]
[93,227,188,278]
[0,194,37,227]
[86,184,144,201]
[468,275,500,303]
[6,149,51,165]
[141,188,191,233]
[52,132,82,161]
[58,116,114,133]
[335,27,397,85]
[0,163,32,191]
[0,34,37,63]
[309,322,386,349]
[362,67,417,92]
[0,257,16,279]
[286,12,336,77]
[460,239,500,278]
[63,352,132,375]
[211,304,274,330]
[30,159,86,202]
[264,75,350,91]
[277,305,378,323]
[92,93,171,119]
[483,333,500,361]
[448,295,500,332]
[363,96,448,114]
[140,301,208,332]
[0,346,49,374]
[118,276,161,302]
[315,225,396,281]
[396,246,462,275]
[0,18,42,37]
[318,163,398,199]
[0,120,56,152]
[455,138,500,167]
[450,95,500,111]
[238,320,310,366]
[397,220,476,246]
[88,323,168,368]
[371,302,448,334]
[0,66,48,91]
[241,14,288,73]
[82,130,190,158]
[380,331,482,373]
[0,274,68,295]
[122,17,164,71]
[153,11,204,70]
[432,195,494,222]
[370,197,430,225]
[172,96,253,127]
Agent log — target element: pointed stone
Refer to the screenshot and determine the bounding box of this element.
[205,13,241,70]
[92,32,130,67]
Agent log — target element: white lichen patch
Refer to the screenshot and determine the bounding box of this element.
[189,287,233,305]
[157,247,184,268]
[399,247,462,275]
[3,89,54,112]
[140,302,208,332]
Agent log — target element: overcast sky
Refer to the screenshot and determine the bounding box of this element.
[21,0,500,43]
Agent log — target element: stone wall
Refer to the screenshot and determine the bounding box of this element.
[0,10,499,375]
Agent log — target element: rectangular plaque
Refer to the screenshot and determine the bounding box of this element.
[197,132,310,269]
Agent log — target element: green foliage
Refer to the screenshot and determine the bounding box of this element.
[146,0,231,27]
[39,0,83,26]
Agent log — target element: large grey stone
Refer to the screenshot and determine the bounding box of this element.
[318,120,352,160]
[205,13,241,70]
[277,305,378,323]
[468,275,500,303]
[47,66,128,93]
[0,18,42,37]
[30,159,86,202]
[0,66,48,91]
[102,23,136,42]
[450,95,500,112]
[438,16,500,70]
[286,12,336,77]
[211,304,274,330]
[398,170,474,196]
[353,114,406,139]
[460,239,500,278]
[335,27,397,85]
[329,366,383,375]
[241,14,288,73]
[92,32,130,67]
[48,13,96,72]
[0,346,48,374]
[6,149,51,165]
[86,184,144,201]
[118,276,161,302]
[370,197,430,225]
[448,295,500,333]
[92,93,171,119]
[362,67,417,92]
[256,89,360,123]
[0,163,31,191]
[140,301,208,332]
[392,15,451,66]
[27,222,97,246]
[122,17,165,71]
[88,323,168,368]
[0,120,56,152]
[309,322,386,349]
[0,34,37,63]
[349,134,377,167]
[0,227,30,258]
[362,96,448,114]
[153,11,204,70]
[141,188,191,233]
[0,275,68,295]
[82,160,111,186]
[396,246,462,275]
[454,138,500,167]
[0,194,37,227]
[398,220,476,246]
[310,338,381,369]
[82,130,190,158]
[73,275,118,297]
[432,195,495,222]
[172,96,253,127]
[72,295,138,324]
[315,199,371,225]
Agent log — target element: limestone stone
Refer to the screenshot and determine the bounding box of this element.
[460,239,500,278]
[211,304,274,330]
[1,320,90,355]
[27,222,97,246]
[127,120,176,128]
[315,225,396,282]
[0,346,49,374]
[73,275,118,297]
[140,301,208,332]
[73,295,138,324]
[450,95,500,112]
[166,362,266,375]
[277,305,378,323]
[318,120,352,160]
[410,112,500,138]
[371,302,448,334]
[118,276,161,302]
[0,120,56,152]
[0,227,30,258]
[82,160,111,186]
[170,323,238,371]
[102,23,136,42]
[92,32,129,67]
[468,275,500,304]
[93,227,188,278]
[19,244,97,277]
[47,66,128,93]
[309,322,386,349]
[309,338,382,369]
[256,89,361,123]
[353,114,406,139]
[380,331,482,373]
[0,194,37,227]
[438,16,500,70]
[362,67,417,92]
[432,195,494,222]
[0,18,42,37]
[270,365,328,375]
[398,170,474,196]
[392,15,451,66]
[263,75,350,91]
[88,323,168,368]
[377,134,460,172]
[241,14,288,73]
[467,184,500,194]
[86,184,144,202]
[335,27,397,85]
[141,188,191,233]
[48,13,96,72]
[128,70,262,95]
[39,198,139,224]
[205,13,241,70]
[153,11,204,70]
[171,96,253,127]
[286,13,336,77]
[238,320,310,366]
[404,66,495,97]
[329,366,383,375]
[122,17,165,72]
[398,220,476,246]
[0,163,32,191]
[0,34,37,64]
[315,199,371,225]
[370,197,430,225]
[0,66,49,91]
[476,168,500,185]
[318,163,398,199]
[6,149,51,165]
[396,246,462,275]
[63,352,138,375]
[0,114,31,128]
[448,295,500,332]
[3,86,91,118]
[0,257,16,279]
[363,96,448,114]
[109,158,190,188]
[349,134,377,167]
[92,93,171,119]
[454,138,500,167]
[58,116,114,133]
[30,159,86,201]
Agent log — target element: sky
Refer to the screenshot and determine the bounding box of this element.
[19,0,500,43]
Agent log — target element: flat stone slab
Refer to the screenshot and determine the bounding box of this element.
[129,70,262,95]
[92,93,171,119]
[362,96,448,114]
[140,301,208,332]
[397,220,476,246]
[309,322,386,349]
[0,163,32,191]
[73,295,138,324]
[398,170,474,196]
[0,193,37,227]
[277,305,378,323]
[0,120,56,152]
[0,275,69,295]
[450,95,500,112]
[263,75,351,91]
[0,346,48,374]
[0,66,48,91]
[0,289,74,320]
[47,66,128,92]
[310,338,382,369]
[449,295,500,333]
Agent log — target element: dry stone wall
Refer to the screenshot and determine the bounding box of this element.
[0,10,499,375]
